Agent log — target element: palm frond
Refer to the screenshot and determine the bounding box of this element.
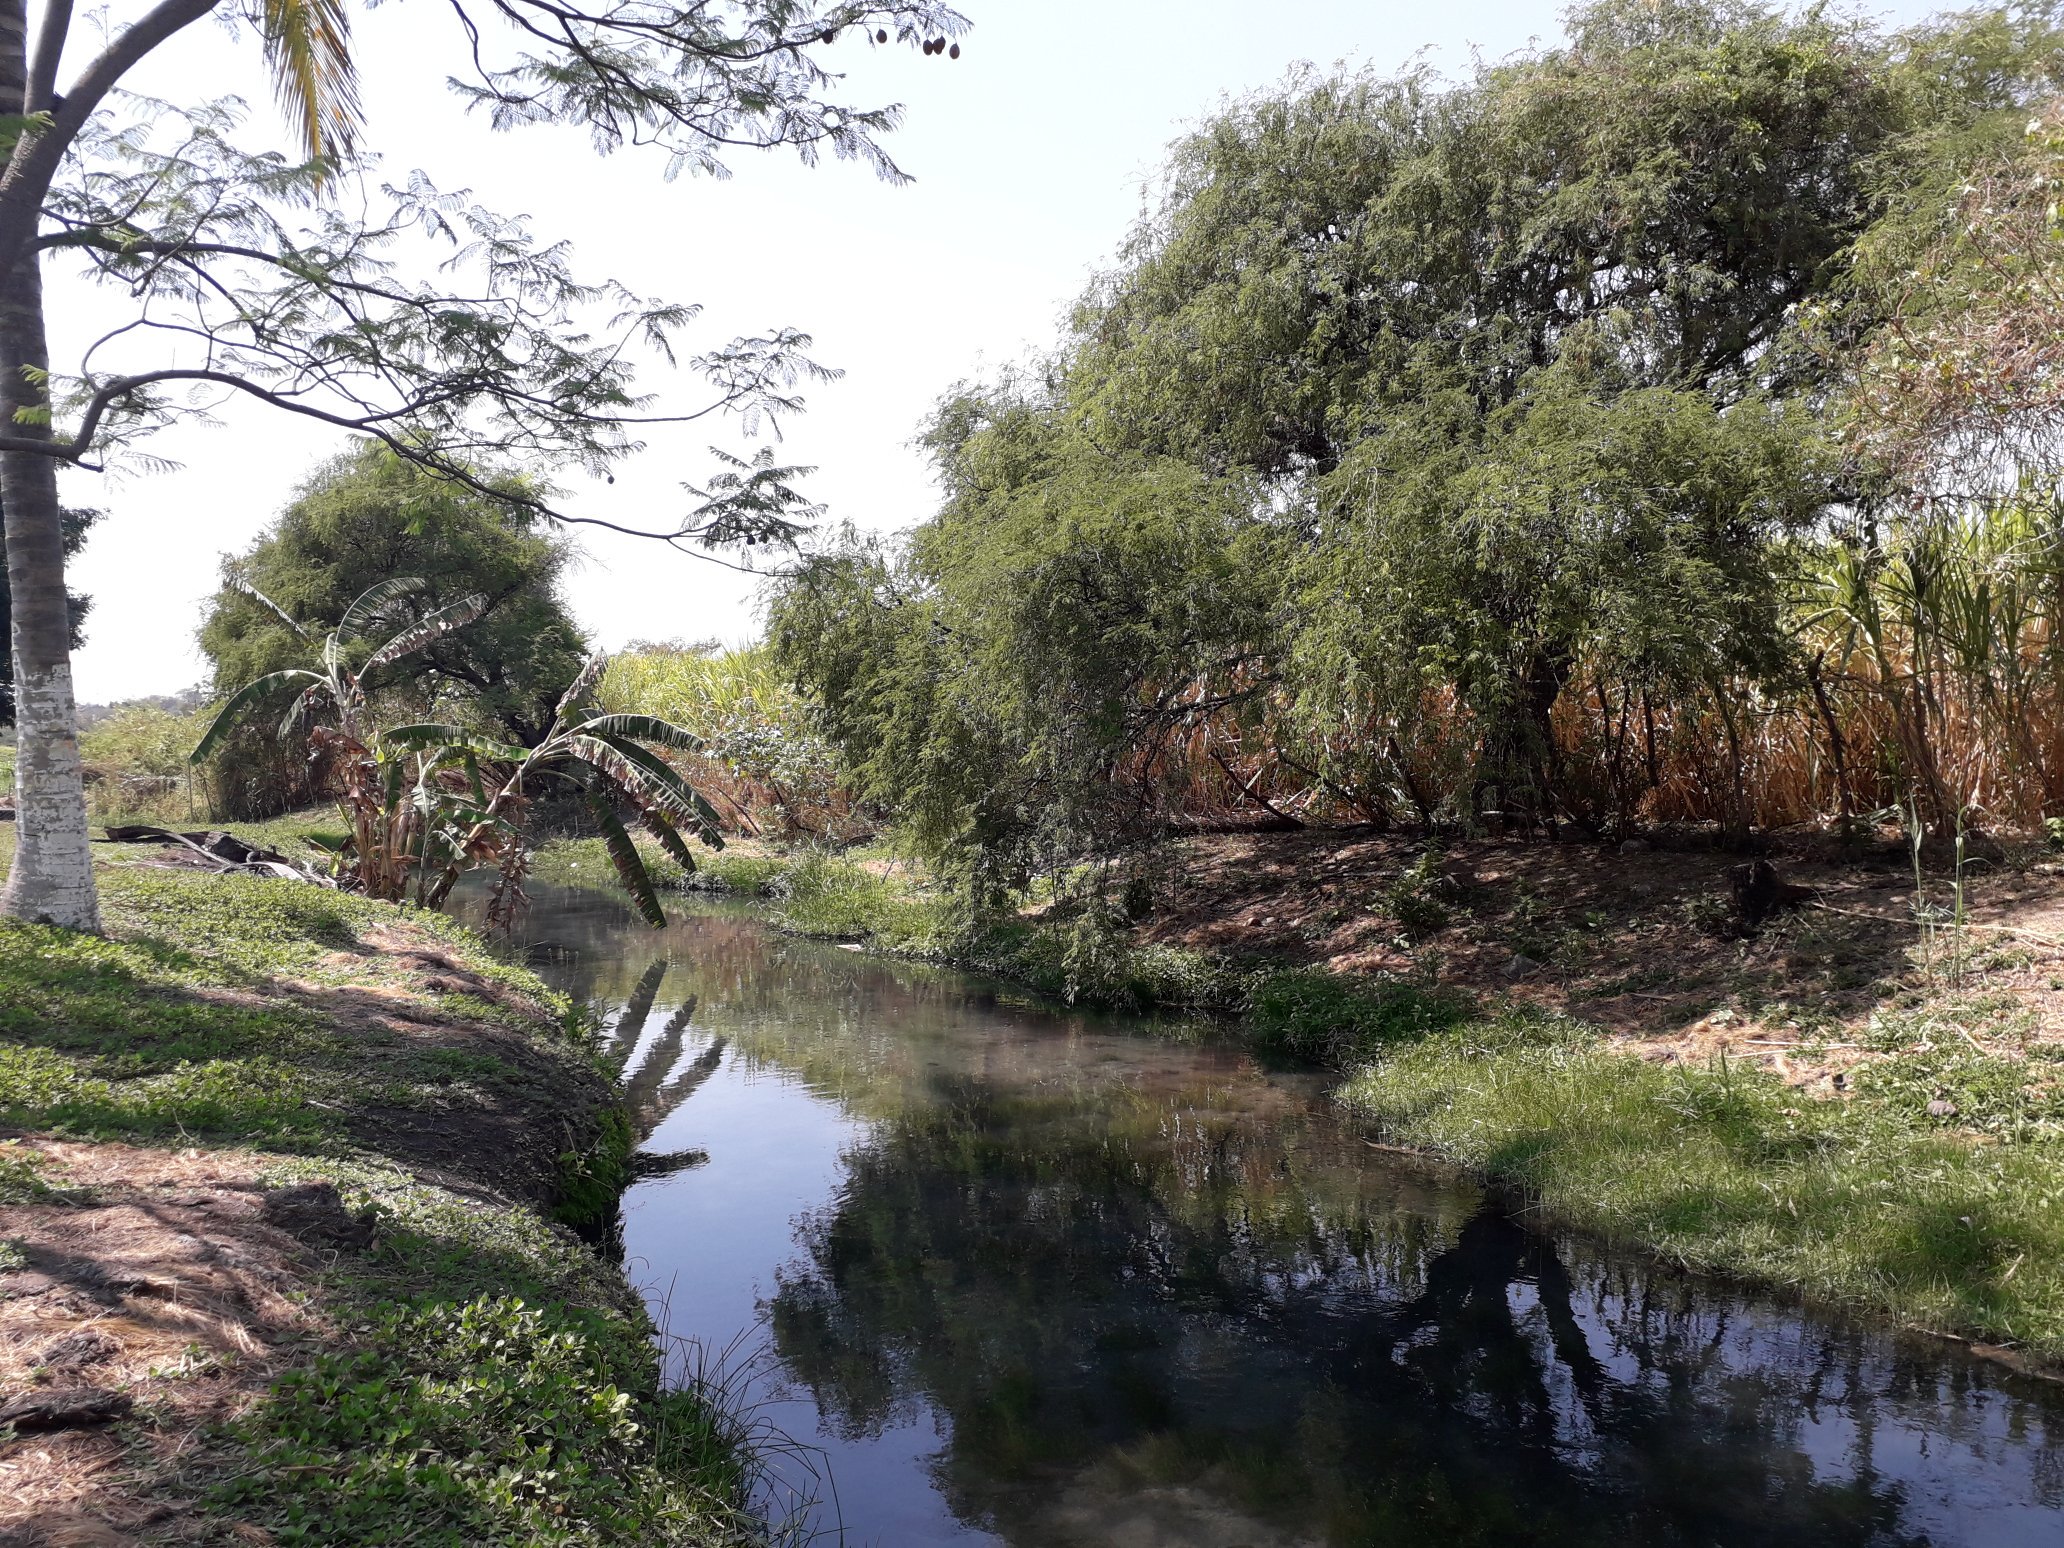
[556,654,609,717]
[586,789,666,927]
[225,576,311,641]
[260,0,363,162]
[574,712,707,754]
[570,732,726,845]
[638,808,698,875]
[365,593,488,670]
[191,670,324,763]
[337,577,431,642]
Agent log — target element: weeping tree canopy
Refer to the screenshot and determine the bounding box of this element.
[200,444,589,748]
[771,0,2064,880]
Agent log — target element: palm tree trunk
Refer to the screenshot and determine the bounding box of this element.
[0,0,97,928]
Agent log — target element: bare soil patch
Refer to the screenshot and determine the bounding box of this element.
[0,1141,342,1545]
[1142,828,2064,1084]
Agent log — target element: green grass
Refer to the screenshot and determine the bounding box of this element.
[207,1156,760,1547]
[0,867,581,1148]
[0,846,762,1543]
[1339,1008,2064,1361]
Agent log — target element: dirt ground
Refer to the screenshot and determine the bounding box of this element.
[0,863,624,1545]
[1142,826,2064,1085]
[0,1141,358,1545]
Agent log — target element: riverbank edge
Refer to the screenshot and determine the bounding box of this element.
[535,834,2064,1378]
[0,846,761,1544]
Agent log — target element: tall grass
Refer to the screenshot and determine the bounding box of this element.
[601,643,866,839]
[1091,504,2064,840]
[78,703,212,824]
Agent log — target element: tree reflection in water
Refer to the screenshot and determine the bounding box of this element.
[456,882,2064,1548]
[763,1081,2024,1547]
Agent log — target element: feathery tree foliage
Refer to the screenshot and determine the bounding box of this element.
[772,0,2064,885]
[0,0,969,929]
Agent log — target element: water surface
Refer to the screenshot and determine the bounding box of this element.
[462,881,2064,1547]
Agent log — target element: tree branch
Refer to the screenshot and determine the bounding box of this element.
[26,0,73,112]
[0,0,224,273]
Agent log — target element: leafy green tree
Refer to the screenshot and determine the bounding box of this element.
[1069,0,1966,824]
[777,0,2064,868]
[772,385,1279,889]
[201,444,589,751]
[1292,363,1831,827]
[0,0,968,930]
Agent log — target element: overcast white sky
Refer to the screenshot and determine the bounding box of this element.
[50,0,1942,702]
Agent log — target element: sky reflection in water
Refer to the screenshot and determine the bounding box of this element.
[461,882,2064,1548]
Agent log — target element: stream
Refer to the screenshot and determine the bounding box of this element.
[455,880,2064,1547]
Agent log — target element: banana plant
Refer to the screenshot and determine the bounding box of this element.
[192,579,721,922]
[386,654,726,925]
[190,576,490,900]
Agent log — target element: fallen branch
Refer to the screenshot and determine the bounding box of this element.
[95,825,334,887]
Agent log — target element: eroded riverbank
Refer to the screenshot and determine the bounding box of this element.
[0,850,757,1545]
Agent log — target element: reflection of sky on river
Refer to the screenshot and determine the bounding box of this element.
[617,1007,1000,1546]
[466,882,2064,1548]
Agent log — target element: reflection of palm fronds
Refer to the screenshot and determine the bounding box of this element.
[644,1037,728,1141]
[631,1147,711,1180]
[605,960,669,1072]
[622,995,698,1128]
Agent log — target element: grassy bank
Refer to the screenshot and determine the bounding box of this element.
[0,835,762,1544]
[1334,1007,2064,1363]
[542,835,2064,1368]
[534,835,1254,1013]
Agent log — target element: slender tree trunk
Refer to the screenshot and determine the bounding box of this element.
[0,0,96,927]
[1805,649,1856,826]
[1472,648,1572,835]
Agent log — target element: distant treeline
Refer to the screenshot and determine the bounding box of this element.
[770,0,2064,885]
[75,688,206,730]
